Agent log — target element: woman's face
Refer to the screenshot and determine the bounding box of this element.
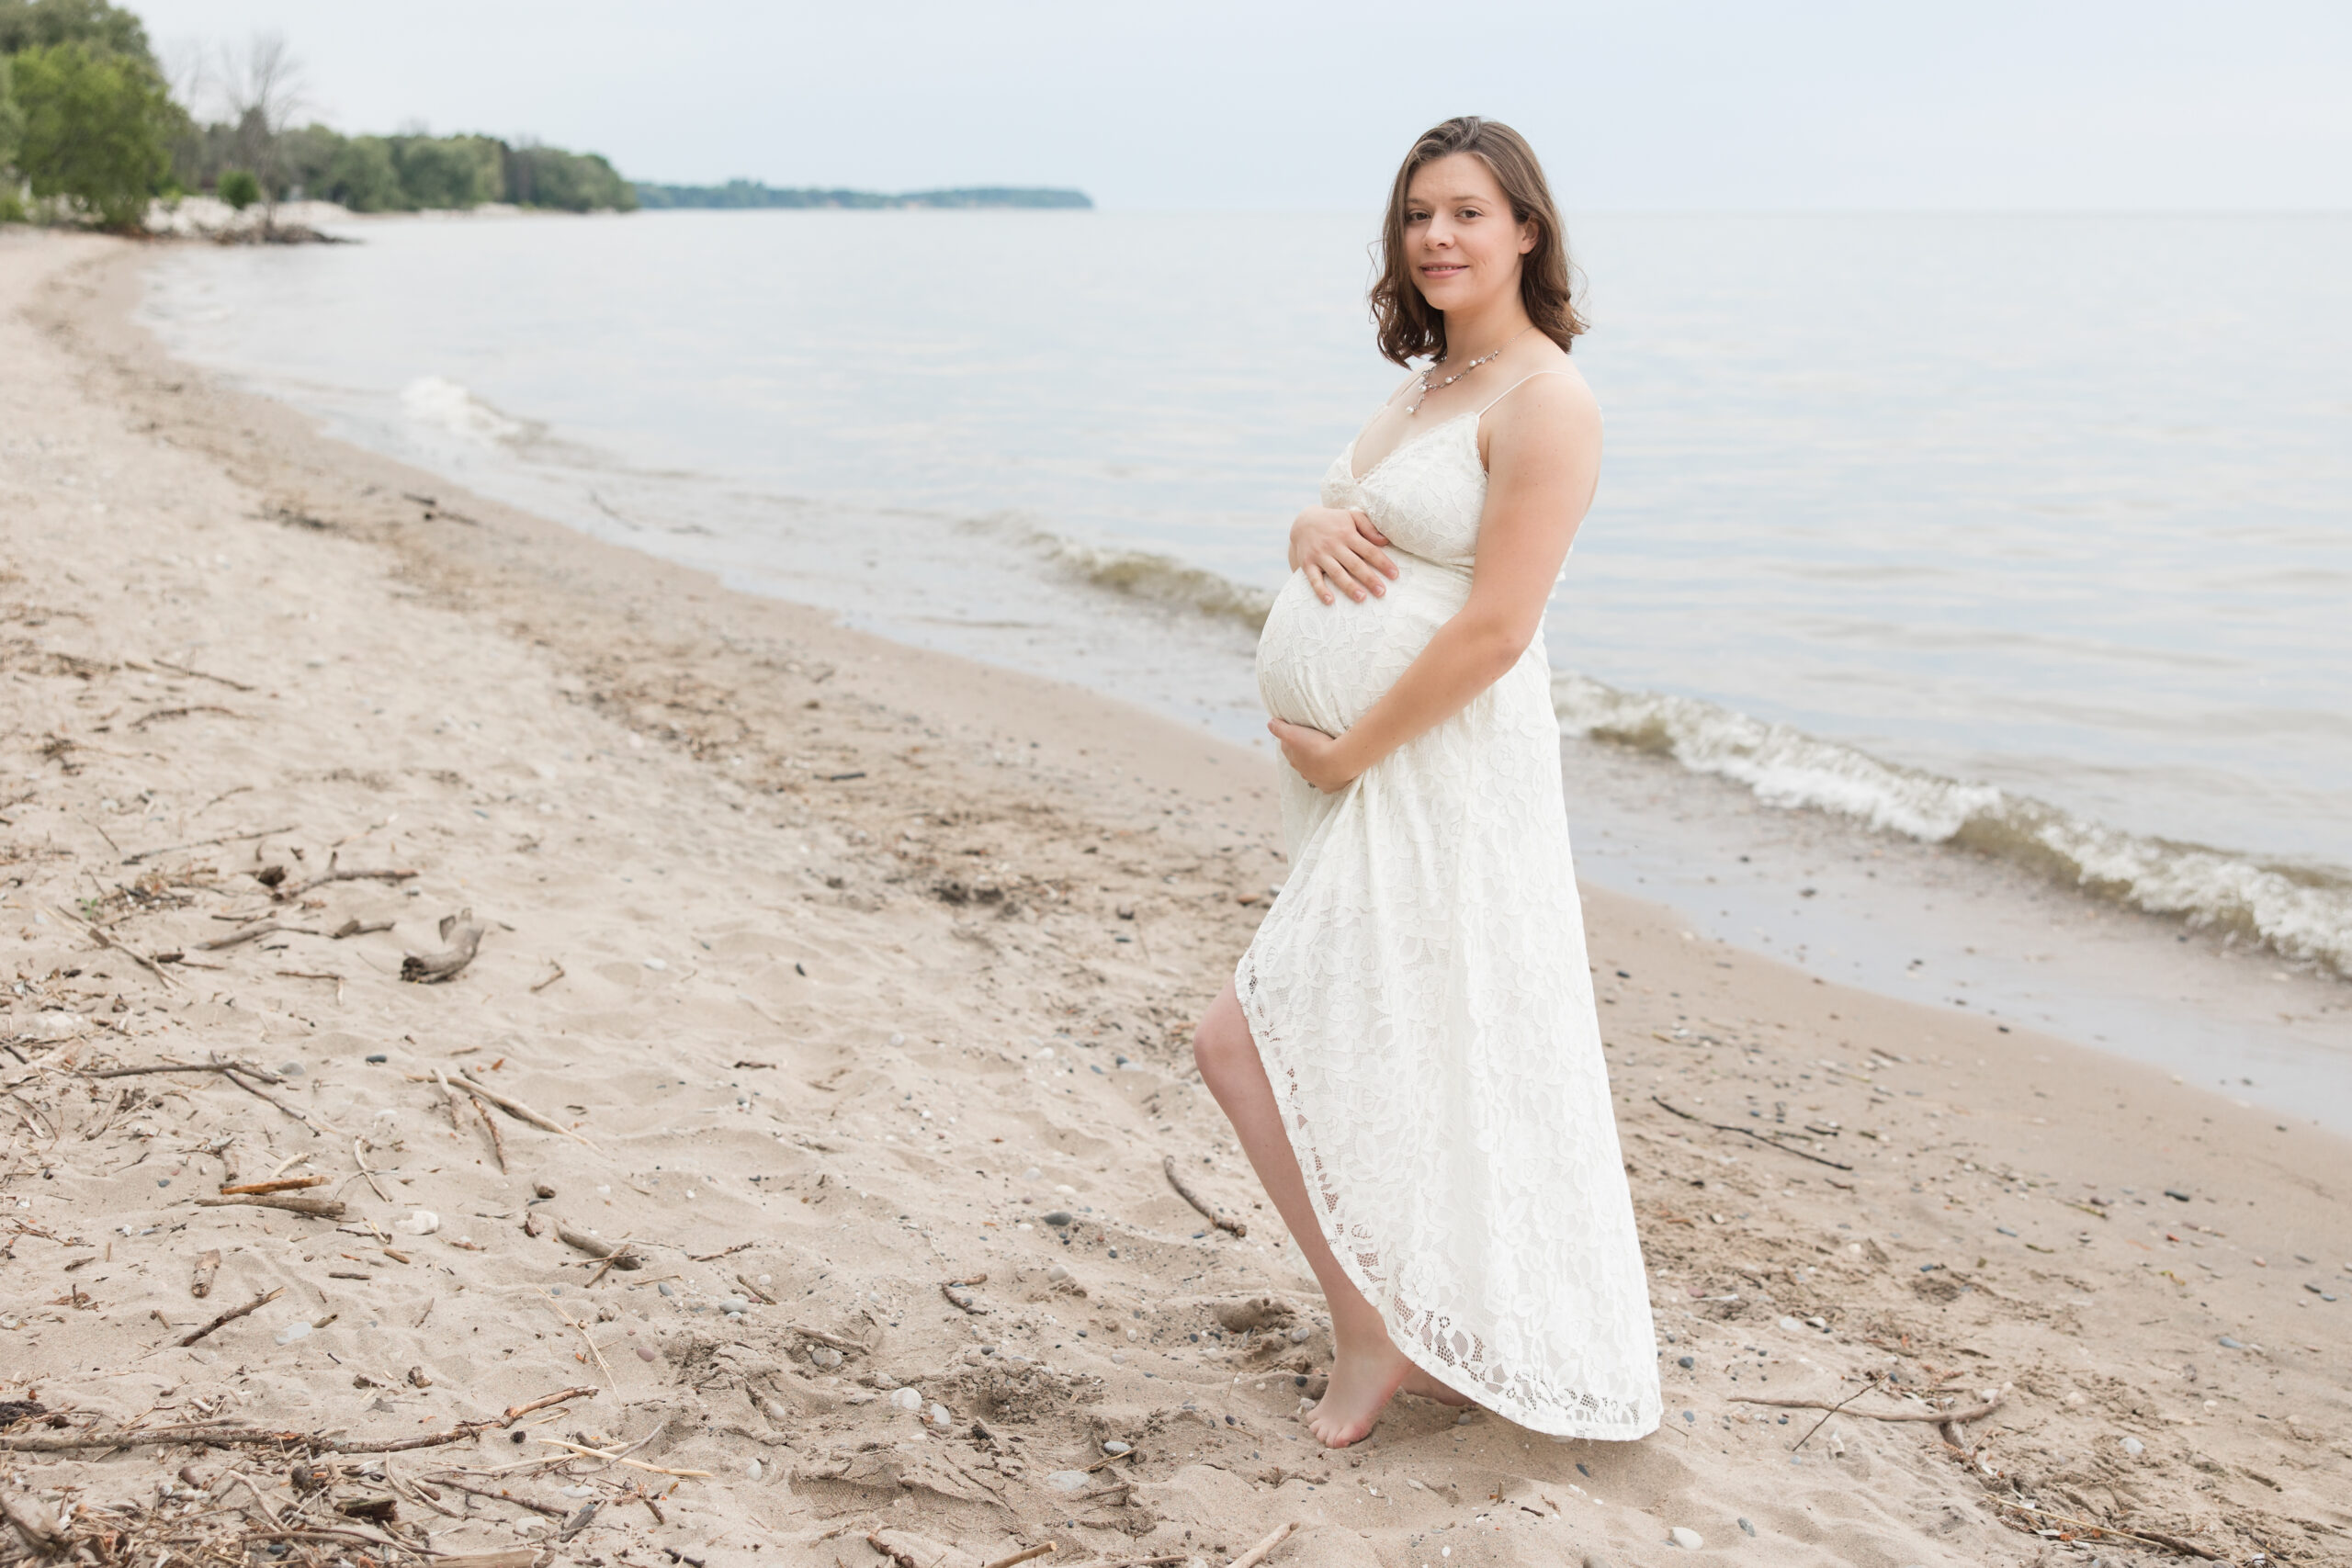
[1401,152,1535,320]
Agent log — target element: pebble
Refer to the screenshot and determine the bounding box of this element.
[534,1181,556,1199]
[1678,1356,1695,1370]
[719,1296,750,1316]
[2218,1336,2245,1349]
[1103,1439,1132,1454]
[2120,1437,2145,1456]
[1669,1527,1703,1550]
[1046,1263,1069,1282]
[1288,1325,1312,1343]
[1042,1211,1074,1226]
[1738,1518,1756,1537]
[745,1459,763,1481]
[365,1054,387,1064]
[810,1348,843,1369]
[657,1282,674,1297]
[928,1402,951,1427]
[395,1210,440,1237]
[889,1387,922,1411]
[1046,1470,1092,1494]
[1455,1412,1476,1426]
[636,1347,658,1362]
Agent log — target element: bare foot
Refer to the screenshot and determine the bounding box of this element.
[1399,1365,1473,1407]
[1306,1334,1413,1448]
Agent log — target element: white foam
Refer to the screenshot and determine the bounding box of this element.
[399,376,528,445]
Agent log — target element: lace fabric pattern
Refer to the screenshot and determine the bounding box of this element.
[1237,405,1663,1439]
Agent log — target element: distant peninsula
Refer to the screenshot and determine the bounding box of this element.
[632,181,1092,211]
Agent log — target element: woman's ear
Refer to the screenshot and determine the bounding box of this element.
[1519,219,1539,255]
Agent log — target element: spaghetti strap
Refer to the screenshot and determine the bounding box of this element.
[1476,368,1574,416]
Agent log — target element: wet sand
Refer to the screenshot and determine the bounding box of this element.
[4,229,2348,1567]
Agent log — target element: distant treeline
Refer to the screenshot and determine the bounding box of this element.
[179,124,634,214]
[0,0,631,229]
[634,180,1092,211]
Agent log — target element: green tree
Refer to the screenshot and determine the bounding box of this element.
[389,132,499,209]
[0,0,153,62]
[9,39,175,228]
[0,57,22,221]
[216,166,256,209]
[322,133,400,211]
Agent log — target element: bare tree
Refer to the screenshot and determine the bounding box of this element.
[218,30,304,228]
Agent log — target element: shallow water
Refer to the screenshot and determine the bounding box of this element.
[135,209,2352,1104]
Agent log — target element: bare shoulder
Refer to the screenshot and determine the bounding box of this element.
[1481,360,1600,469]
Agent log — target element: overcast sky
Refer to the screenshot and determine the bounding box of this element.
[134,1,2352,211]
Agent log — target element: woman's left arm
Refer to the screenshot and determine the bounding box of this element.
[1272,374,1601,791]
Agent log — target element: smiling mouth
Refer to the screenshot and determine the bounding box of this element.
[1421,264,1467,276]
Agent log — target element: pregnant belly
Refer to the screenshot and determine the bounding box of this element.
[1255,558,1467,736]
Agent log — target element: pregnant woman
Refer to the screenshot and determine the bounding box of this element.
[1193,117,1661,1449]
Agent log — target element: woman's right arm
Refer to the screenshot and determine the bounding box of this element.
[1289,507,1399,604]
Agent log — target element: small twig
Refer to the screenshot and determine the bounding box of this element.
[354,1136,392,1203]
[221,1065,345,1135]
[790,1324,866,1352]
[332,918,394,940]
[529,961,566,993]
[980,1547,1059,1568]
[1164,1155,1247,1236]
[277,866,416,901]
[1652,1096,1854,1170]
[52,904,182,990]
[196,1193,347,1219]
[422,1476,569,1519]
[469,1090,507,1172]
[1992,1500,2222,1560]
[538,1287,616,1392]
[122,825,295,865]
[1732,1390,2004,1427]
[217,1175,330,1195]
[1226,1521,1296,1568]
[530,1436,711,1478]
[130,704,244,730]
[177,1285,283,1347]
[736,1273,777,1305]
[197,922,321,952]
[153,657,256,692]
[409,1070,595,1148]
[941,1280,988,1315]
[83,1059,283,1084]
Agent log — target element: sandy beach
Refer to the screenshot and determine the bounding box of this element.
[5,228,2349,1567]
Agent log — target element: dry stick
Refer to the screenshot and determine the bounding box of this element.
[1,1387,599,1458]
[1163,1155,1248,1236]
[430,1069,468,1135]
[277,867,416,901]
[352,1136,392,1204]
[220,1067,345,1136]
[529,961,566,994]
[332,919,393,940]
[1733,1389,2004,1435]
[1992,1501,2222,1562]
[218,1175,330,1195]
[529,1437,711,1479]
[412,1071,596,1148]
[191,1249,221,1299]
[556,1224,641,1269]
[53,904,182,990]
[152,658,256,693]
[736,1273,777,1305]
[1651,1095,1855,1171]
[198,922,320,952]
[422,1476,569,1520]
[197,1193,347,1219]
[1226,1521,1297,1568]
[83,1059,283,1084]
[122,825,296,865]
[537,1289,616,1393]
[979,1547,1059,1568]
[791,1324,866,1352]
[940,1280,987,1315]
[401,912,483,984]
[176,1286,284,1348]
[468,1091,507,1173]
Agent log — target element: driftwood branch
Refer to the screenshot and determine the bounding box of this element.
[1163,1155,1247,1236]
[177,1285,283,1347]
[1227,1521,1297,1568]
[197,922,320,952]
[1993,1501,2222,1561]
[84,1058,283,1084]
[424,1070,595,1148]
[401,909,483,984]
[556,1224,640,1269]
[1652,1096,1854,1170]
[196,1193,347,1219]
[0,1387,597,1456]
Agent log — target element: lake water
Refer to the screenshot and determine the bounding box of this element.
[136,209,2352,1114]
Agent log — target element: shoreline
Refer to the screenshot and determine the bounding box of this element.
[128,210,2352,1132]
[5,229,2348,1564]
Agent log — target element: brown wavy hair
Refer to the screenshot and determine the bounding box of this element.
[1371,116,1586,366]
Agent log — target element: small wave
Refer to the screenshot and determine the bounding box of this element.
[399,376,535,446]
[983,518,1275,628]
[1553,672,2352,977]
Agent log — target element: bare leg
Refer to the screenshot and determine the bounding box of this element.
[1193,979,1468,1446]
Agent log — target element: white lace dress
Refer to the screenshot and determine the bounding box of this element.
[1236,379,1662,1439]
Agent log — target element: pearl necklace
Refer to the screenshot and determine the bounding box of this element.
[1406,326,1531,415]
